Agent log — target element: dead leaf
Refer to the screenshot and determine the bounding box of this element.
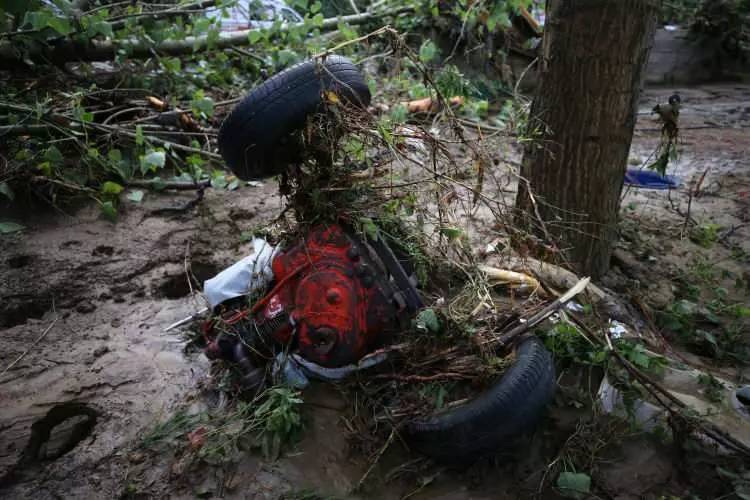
[404,96,465,114]
[187,426,207,451]
[404,96,436,113]
[323,90,340,104]
[179,112,200,131]
[448,96,465,107]
[146,96,167,111]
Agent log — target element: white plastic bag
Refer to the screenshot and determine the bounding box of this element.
[203,238,278,308]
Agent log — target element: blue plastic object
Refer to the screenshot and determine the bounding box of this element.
[624,169,679,190]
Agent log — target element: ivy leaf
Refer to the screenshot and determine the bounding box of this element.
[140,150,166,174]
[0,222,24,234]
[44,145,64,166]
[101,181,124,195]
[416,308,441,334]
[100,201,118,222]
[127,190,144,203]
[191,90,214,118]
[86,20,112,38]
[440,226,463,241]
[0,182,14,201]
[47,16,74,35]
[556,472,591,499]
[419,39,438,63]
[211,173,228,189]
[24,11,51,31]
[358,217,379,241]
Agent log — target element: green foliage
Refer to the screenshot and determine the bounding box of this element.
[418,381,454,409]
[141,386,304,464]
[126,190,144,203]
[0,221,25,234]
[543,322,607,367]
[690,222,722,248]
[617,340,666,374]
[140,150,166,174]
[697,373,725,403]
[415,308,442,334]
[140,410,204,450]
[419,39,439,64]
[716,466,750,500]
[0,182,15,201]
[253,386,304,460]
[556,471,591,499]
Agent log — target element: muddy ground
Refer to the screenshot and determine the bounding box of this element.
[1,83,748,499]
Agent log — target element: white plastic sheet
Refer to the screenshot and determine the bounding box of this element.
[203,238,278,308]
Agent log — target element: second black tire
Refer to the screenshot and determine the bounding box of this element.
[405,336,556,463]
[218,55,371,180]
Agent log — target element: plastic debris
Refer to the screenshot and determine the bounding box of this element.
[205,0,302,31]
[203,238,278,308]
[565,301,584,313]
[598,374,665,431]
[272,353,309,390]
[608,319,628,339]
[624,169,679,190]
[292,351,388,381]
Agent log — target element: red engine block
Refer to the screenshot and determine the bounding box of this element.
[254,224,405,367]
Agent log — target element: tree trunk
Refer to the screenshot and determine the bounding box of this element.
[515,0,660,279]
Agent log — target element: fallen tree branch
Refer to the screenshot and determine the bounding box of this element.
[108,0,217,31]
[487,277,591,347]
[0,7,413,65]
[128,179,211,191]
[0,102,220,161]
[1,316,58,377]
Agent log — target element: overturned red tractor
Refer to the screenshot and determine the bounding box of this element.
[204,55,556,463]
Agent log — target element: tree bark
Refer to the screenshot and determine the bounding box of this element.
[515,0,660,279]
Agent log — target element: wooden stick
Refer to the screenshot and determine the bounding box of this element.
[1,317,58,377]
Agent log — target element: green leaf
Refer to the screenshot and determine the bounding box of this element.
[161,57,182,73]
[312,13,324,27]
[191,90,214,118]
[440,226,463,241]
[87,20,113,38]
[100,201,117,222]
[24,10,51,31]
[44,145,64,166]
[127,190,144,203]
[248,30,262,43]
[390,103,407,124]
[135,125,144,146]
[140,150,166,174]
[556,472,591,499]
[211,174,228,189]
[419,39,438,63]
[0,222,24,234]
[358,217,378,241]
[47,16,74,35]
[0,182,14,201]
[416,308,441,334]
[101,181,124,195]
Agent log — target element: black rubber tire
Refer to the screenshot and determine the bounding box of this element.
[405,336,556,463]
[218,55,371,180]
